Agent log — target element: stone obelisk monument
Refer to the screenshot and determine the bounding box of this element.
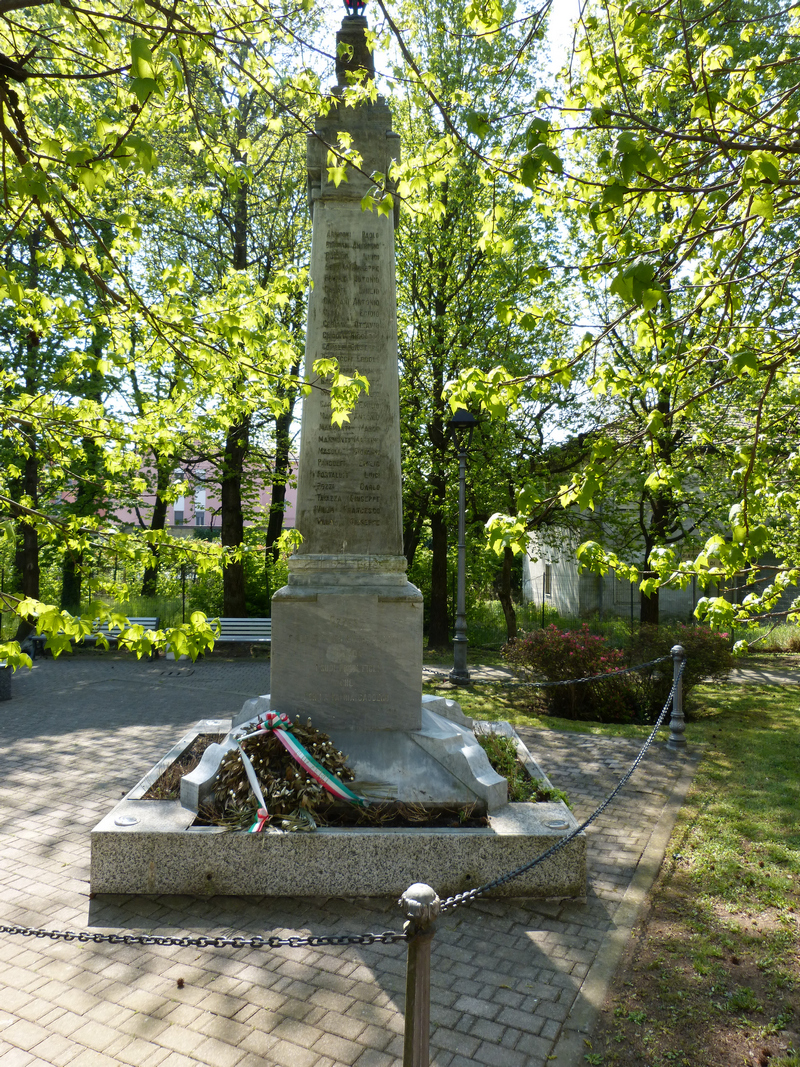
[270,6,423,733]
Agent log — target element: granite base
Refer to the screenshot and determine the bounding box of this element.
[90,718,587,899]
[91,802,586,898]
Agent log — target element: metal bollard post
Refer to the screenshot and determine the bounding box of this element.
[400,882,440,1067]
[667,644,686,751]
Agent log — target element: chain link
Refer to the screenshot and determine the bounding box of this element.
[423,654,671,687]
[440,658,686,912]
[0,924,408,948]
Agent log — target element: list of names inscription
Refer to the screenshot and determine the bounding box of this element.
[297,212,403,557]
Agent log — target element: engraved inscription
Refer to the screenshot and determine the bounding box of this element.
[298,220,403,547]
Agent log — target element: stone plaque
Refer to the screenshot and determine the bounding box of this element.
[270,592,422,731]
[294,203,403,557]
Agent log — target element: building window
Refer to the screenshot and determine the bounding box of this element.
[194,486,206,527]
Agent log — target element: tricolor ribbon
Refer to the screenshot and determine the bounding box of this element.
[237,711,367,832]
[252,808,270,832]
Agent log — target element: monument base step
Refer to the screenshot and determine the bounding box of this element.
[91,803,586,898]
[90,717,587,899]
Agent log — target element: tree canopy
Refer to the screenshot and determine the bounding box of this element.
[2,0,799,666]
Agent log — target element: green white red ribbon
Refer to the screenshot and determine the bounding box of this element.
[236,711,367,832]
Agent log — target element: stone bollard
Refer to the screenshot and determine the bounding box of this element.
[400,882,440,1067]
[0,666,10,702]
[667,644,686,751]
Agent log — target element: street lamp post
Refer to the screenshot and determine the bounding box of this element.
[448,409,477,685]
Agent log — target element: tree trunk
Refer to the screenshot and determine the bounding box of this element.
[12,451,40,641]
[265,397,296,562]
[141,456,172,597]
[640,576,660,625]
[61,422,106,612]
[60,552,82,615]
[499,545,517,641]
[220,162,250,617]
[403,507,425,571]
[13,233,41,641]
[639,490,671,626]
[221,417,249,616]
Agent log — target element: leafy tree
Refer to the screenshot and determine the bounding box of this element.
[139,61,310,613]
[431,0,800,636]
[388,0,571,646]
[0,0,366,663]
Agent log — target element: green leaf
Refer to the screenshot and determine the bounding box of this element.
[465,0,502,33]
[519,154,540,190]
[131,77,158,104]
[525,117,550,148]
[645,409,664,432]
[601,181,626,208]
[641,288,663,311]
[756,152,780,184]
[130,36,156,80]
[751,191,774,220]
[465,111,493,140]
[376,192,393,219]
[690,88,723,119]
[45,633,74,658]
[727,350,758,376]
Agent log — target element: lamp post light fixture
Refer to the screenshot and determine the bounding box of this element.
[447,409,478,685]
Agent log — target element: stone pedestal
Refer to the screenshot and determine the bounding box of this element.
[271,559,422,732]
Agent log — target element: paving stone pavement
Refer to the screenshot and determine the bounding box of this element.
[0,656,701,1066]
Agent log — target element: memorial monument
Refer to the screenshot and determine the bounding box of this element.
[266,0,503,806]
[90,4,587,897]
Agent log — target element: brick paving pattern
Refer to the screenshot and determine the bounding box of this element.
[0,657,691,1066]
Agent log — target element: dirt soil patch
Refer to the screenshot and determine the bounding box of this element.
[141,730,491,828]
[589,864,800,1067]
[142,734,224,799]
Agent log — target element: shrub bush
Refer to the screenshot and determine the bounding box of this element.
[503,621,734,724]
[630,623,734,719]
[502,624,642,723]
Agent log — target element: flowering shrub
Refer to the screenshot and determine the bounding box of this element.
[502,624,642,723]
[503,621,733,724]
[631,623,733,719]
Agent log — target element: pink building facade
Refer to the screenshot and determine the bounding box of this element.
[112,462,297,536]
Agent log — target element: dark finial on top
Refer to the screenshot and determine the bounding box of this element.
[336,0,374,86]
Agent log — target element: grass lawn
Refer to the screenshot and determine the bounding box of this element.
[587,682,800,1067]
[426,668,800,1066]
[423,646,507,668]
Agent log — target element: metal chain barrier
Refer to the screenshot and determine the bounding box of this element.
[423,654,671,686]
[439,656,686,912]
[0,926,408,948]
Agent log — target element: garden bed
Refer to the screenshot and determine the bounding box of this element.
[92,715,585,898]
[142,734,224,799]
[138,723,571,830]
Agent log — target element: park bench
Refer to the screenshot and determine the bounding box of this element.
[211,617,272,645]
[28,633,47,659]
[81,617,162,657]
[21,616,162,659]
